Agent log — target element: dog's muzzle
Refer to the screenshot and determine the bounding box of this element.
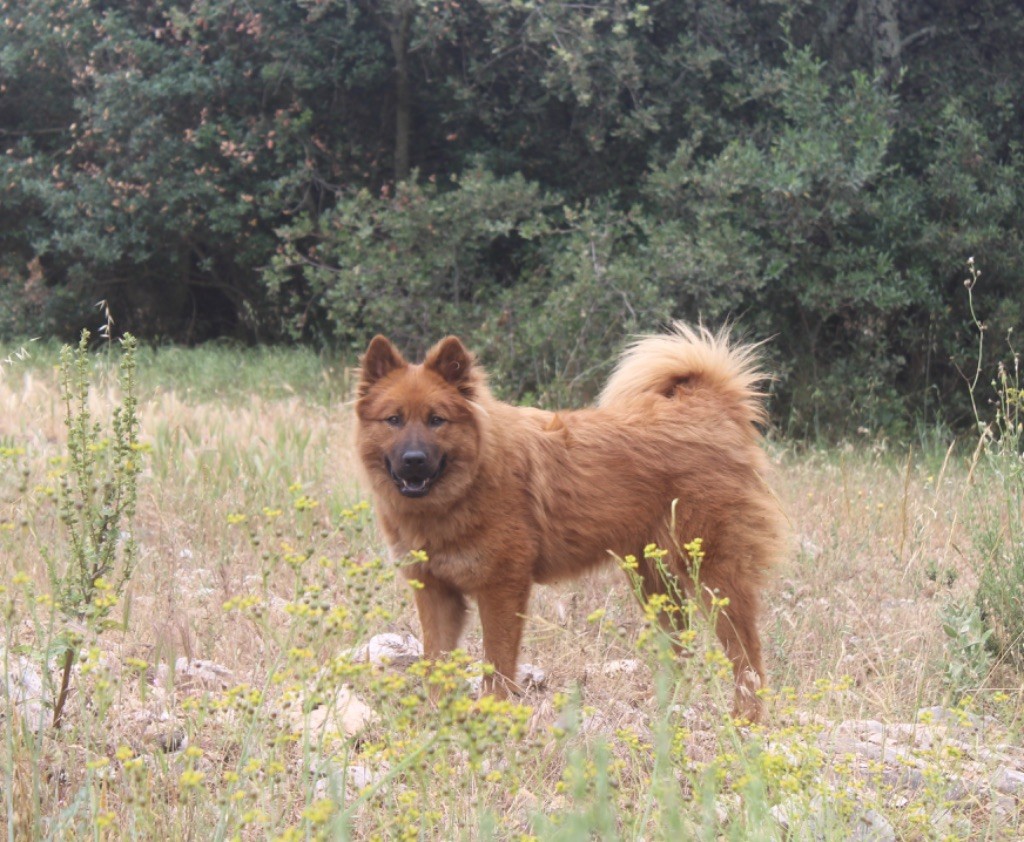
[386,452,448,498]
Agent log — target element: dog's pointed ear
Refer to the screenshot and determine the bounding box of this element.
[424,336,476,395]
[359,335,406,394]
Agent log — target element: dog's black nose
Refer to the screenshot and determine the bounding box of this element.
[401,450,427,469]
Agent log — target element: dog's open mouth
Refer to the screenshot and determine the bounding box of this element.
[386,455,448,498]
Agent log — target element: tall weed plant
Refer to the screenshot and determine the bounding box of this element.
[49,330,142,727]
[963,258,1024,670]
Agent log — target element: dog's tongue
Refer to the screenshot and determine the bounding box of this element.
[403,478,427,492]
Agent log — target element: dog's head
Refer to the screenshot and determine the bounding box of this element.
[355,335,484,504]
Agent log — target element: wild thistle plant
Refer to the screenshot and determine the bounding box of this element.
[939,599,993,703]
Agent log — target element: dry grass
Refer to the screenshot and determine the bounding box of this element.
[1,348,1022,840]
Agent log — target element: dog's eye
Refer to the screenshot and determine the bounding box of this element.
[428,415,446,428]
[384,414,402,427]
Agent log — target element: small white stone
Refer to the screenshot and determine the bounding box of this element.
[351,633,423,668]
[601,658,641,677]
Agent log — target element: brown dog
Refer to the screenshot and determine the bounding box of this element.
[355,324,786,721]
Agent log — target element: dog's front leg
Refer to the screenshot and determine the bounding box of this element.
[404,565,469,660]
[476,581,532,698]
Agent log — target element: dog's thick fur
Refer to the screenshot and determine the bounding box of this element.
[355,324,786,721]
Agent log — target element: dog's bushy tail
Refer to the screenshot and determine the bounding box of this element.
[598,323,769,426]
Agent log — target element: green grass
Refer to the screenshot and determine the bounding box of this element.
[2,338,353,405]
[1,345,1022,840]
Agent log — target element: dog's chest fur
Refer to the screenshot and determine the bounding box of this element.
[385,526,495,592]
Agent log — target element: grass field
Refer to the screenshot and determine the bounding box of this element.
[1,341,1022,840]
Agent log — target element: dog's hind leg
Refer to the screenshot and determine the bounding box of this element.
[696,566,765,723]
[476,581,532,698]
[632,553,694,651]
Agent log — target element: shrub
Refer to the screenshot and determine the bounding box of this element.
[266,167,551,354]
[477,203,670,405]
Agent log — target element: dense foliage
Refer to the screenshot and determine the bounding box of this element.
[3,0,1023,432]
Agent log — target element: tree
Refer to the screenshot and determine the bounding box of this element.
[3,0,1024,433]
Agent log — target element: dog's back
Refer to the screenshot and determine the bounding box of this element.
[513,324,784,583]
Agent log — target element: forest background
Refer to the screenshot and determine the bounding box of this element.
[3,0,1023,436]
